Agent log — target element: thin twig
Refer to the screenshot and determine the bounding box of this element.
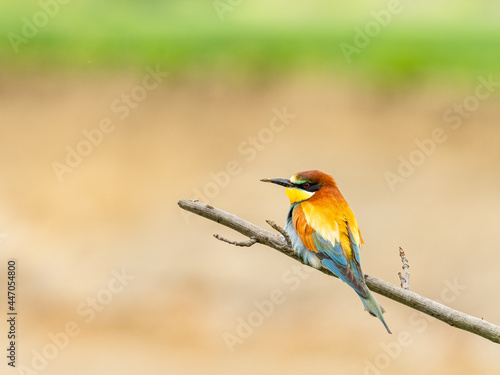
[266,219,293,250]
[178,199,500,345]
[213,234,257,247]
[398,247,411,291]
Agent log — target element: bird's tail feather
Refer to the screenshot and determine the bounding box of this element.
[358,288,392,334]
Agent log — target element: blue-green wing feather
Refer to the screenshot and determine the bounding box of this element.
[312,231,368,298]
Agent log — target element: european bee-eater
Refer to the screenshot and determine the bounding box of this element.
[262,170,391,334]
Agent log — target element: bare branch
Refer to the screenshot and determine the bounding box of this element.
[398,247,411,291]
[213,234,257,247]
[178,199,500,345]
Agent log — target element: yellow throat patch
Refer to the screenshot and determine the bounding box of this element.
[285,188,314,204]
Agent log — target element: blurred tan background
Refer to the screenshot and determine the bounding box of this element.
[1,1,500,374]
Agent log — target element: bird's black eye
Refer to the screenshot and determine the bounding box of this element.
[303,183,310,189]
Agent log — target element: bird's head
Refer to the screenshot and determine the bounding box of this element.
[261,170,336,204]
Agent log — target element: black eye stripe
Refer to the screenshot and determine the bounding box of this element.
[300,182,322,192]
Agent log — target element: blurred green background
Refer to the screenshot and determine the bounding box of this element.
[2,0,500,82]
[2,1,500,375]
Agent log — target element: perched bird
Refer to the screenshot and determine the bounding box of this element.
[262,170,391,333]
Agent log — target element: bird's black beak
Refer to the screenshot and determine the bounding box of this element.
[260,178,296,188]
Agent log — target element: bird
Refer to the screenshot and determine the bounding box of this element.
[261,170,391,334]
